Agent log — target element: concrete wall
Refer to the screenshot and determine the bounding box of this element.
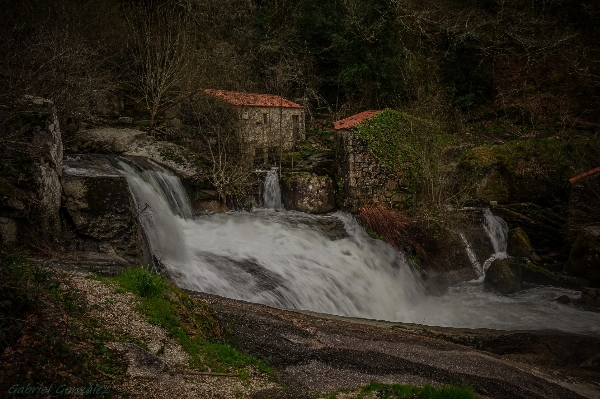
[336,129,409,211]
[238,106,305,154]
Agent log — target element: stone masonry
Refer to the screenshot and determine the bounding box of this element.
[336,130,408,211]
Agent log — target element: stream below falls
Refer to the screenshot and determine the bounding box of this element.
[103,156,600,336]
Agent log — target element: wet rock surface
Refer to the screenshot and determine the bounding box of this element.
[281,173,335,214]
[484,258,521,294]
[192,291,598,399]
[62,155,146,264]
[507,227,534,257]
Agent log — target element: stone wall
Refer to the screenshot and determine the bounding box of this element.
[239,106,305,154]
[281,173,335,214]
[336,129,408,211]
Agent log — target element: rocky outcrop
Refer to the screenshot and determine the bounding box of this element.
[484,258,521,294]
[281,173,335,214]
[507,227,534,257]
[71,128,205,179]
[566,226,600,286]
[72,127,148,154]
[492,204,568,271]
[126,141,203,178]
[62,156,145,264]
[0,96,63,243]
[582,288,600,309]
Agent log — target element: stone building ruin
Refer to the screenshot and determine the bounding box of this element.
[203,89,305,160]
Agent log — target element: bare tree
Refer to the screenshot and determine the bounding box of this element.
[126,0,197,131]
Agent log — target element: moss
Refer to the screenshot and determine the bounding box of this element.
[484,258,521,294]
[507,227,533,257]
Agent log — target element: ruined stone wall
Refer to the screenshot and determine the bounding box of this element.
[239,106,305,152]
[336,130,408,211]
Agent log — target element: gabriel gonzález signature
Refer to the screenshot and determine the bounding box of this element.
[7,383,110,396]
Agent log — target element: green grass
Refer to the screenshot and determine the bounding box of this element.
[321,381,475,399]
[103,267,273,376]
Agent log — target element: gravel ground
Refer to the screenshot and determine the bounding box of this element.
[67,273,279,399]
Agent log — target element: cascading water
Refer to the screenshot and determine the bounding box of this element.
[89,157,600,336]
[459,232,483,277]
[262,168,284,210]
[481,208,509,272]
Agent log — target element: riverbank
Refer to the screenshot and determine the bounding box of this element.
[3,256,598,399]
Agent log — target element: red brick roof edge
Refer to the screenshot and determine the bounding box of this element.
[203,89,303,109]
[333,110,382,130]
[569,166,600,184]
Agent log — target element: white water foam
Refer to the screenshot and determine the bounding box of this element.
[262,168,284,210]
[482,208,509,272]
[108,159,600,336]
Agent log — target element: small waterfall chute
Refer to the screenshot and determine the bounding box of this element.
[481,208,508,272]
[459,232,483,277]
[262,167,284,210]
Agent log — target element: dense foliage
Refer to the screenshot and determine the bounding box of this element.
[1,0,598,128]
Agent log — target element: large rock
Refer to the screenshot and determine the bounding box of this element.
[484,258,521,294]
[62,156,145,263]
[566,226,600,285]
[581,288,600,309]
[125,141,204,178]
[0,96,63,242]
[521,262,586,289]
[507,227,534,257]
[72,127,148,154]
[281,173,335,214]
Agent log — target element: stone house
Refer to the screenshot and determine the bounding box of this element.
[203,89,305,158]
[335,110,407,210]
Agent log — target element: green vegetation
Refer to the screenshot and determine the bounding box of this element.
[320,381,475,399]
[355,109,457,219]
[104,267,273,375]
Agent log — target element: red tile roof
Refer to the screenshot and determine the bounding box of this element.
[203,89,303,109]
[569,166,600,184]
[333,110,382,130]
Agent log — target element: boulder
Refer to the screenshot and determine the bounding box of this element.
[521,262,584,289]
[281,173,335,214]
[507,227,534,257]
[72,127,148,154]
[0,96,63,241]
[484,258,521,294]
[566,226,600,285]
[62,156,145,263]
[581,288,600,309]
[125,141,204,179]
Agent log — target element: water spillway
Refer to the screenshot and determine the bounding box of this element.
[97,156,600,336]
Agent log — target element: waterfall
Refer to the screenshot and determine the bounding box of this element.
[68,155,600,335]
[459,232,483,277]
[262,167,284,210]
[481,208,508,272]
[111,158,192,264]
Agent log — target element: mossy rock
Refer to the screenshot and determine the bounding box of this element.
[581,288,600,309]
[566,227,600,284]
[507,227,533,257]
[484,258,521,294]
[476,169,510,203]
